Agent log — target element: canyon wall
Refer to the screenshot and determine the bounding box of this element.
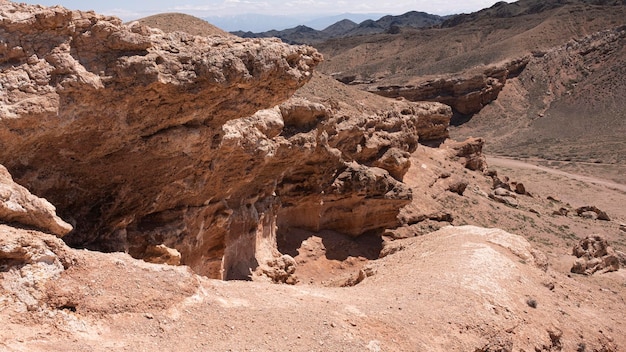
[0,2,451,279]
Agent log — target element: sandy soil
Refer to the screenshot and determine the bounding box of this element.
[488,156,626,192]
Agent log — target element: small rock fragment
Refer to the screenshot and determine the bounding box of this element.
[447,181,468,195]
[143,244,182,265]
[514,182,527,195]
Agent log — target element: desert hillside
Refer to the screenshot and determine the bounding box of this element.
[316,0,626,78]
[0,2,625,352]
[313,0,626,181]
[133,13,233,37]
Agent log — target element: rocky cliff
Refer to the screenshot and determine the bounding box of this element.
[0,2,451,280]
[370,57,529,120]
[450,25,626,172]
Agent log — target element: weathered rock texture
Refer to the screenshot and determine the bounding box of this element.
[0,165,72,237]
[0,224,76,312]
[571,235,621,275]
[0,3,450,280]
[444,137,488,172]
[371,58,529,117]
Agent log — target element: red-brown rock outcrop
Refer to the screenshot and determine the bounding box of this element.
[0,165,72,237]
[0,1,323,279]
[0,2,450,280]
[571,235,621,275]
[371,57,529,116]
[444,137,488,171]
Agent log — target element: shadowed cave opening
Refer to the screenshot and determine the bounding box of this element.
[277,228,383,262]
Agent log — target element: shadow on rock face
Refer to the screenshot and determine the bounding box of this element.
[277,228,383,262]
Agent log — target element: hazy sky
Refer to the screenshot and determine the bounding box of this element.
[19,0,514,20]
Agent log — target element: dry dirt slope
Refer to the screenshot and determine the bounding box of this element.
[2,224,625,352]
[450,25,626,183]
[133,13,233,37]
[315,0,626,79]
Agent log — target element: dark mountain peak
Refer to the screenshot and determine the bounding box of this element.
[293,25,317,33]
[358,19,383,29]
[321,19,358,36]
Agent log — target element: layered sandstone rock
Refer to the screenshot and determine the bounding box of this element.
[0,2,450,280]
[372,57,529,116]
[0,165,72,237]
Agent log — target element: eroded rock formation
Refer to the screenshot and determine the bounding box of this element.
[0,2,451,280]
[0,165,72,237]
[371,57,529,118]
[571,235,622,275]
[0,224,76,312]
[445,137,488,172]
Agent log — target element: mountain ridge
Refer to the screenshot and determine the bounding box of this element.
[232,11,446,44]
[204,12,388,32]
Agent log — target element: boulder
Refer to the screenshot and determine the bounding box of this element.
[514,182,527,195]
[447,181,468,195]
[575,206,610,221]
[552,208,569,216]
[489,194,519,208]
[492,175,511,191]
[0,224,76,312]
[489,187,518,207]
[571,235,620,275]
[253,254,297,284]
[445,137,487,171]
[493,187,515,197]
[143,244,182,265]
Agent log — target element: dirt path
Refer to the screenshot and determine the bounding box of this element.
[487,156,626,193]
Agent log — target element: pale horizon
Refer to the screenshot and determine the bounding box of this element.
[17,0,515,21]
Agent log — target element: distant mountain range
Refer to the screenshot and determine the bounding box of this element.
[203,13,387,33]
[230,11,447,44]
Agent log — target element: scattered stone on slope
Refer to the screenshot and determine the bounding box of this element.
[492,174,512,191]
[488,171,532,198]
[552,207,569,216]
[513,182,527,195]
[489,191,518,207]
[0,165,72,237]
[444,137,487,171]
[575,206,611,221]
[571,235,620,275]
[447,180,468,195]
[493,187,515,198]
